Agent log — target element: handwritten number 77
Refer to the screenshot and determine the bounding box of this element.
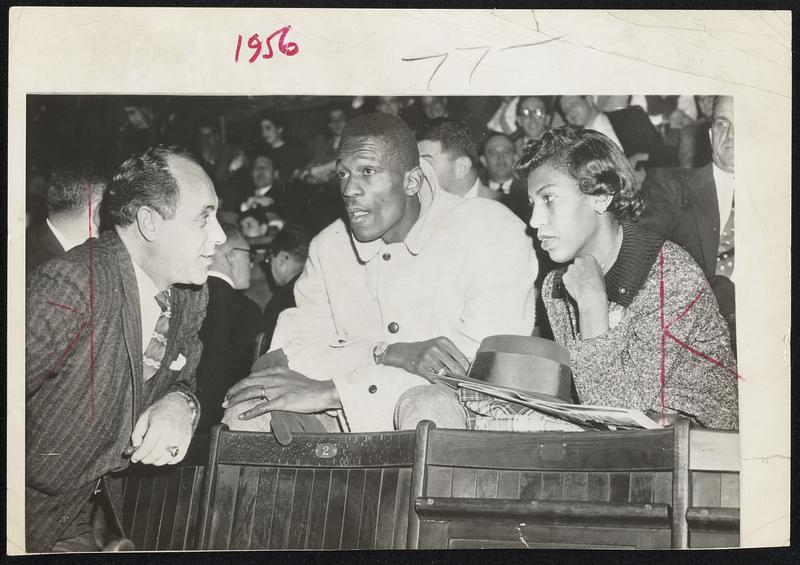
[234,26,300,63]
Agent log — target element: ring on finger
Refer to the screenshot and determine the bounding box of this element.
[166,445,180,458]
[259,386,269,401]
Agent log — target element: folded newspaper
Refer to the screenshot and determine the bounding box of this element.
[438,375,660,431]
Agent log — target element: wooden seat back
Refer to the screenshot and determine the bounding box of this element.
[118,432,209,550]
[197,424,418,550]
[408,420,691,549]
[686,428,740,547]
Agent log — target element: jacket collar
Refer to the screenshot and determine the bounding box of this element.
[552,222,664,307]
[352,158,440,262]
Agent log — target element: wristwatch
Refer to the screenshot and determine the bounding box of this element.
[372,341,389,365]
[172,390,200,429]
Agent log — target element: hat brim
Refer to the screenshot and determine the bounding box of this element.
[437,373,569,406]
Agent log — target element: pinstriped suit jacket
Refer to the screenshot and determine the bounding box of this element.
[25,229,208,552]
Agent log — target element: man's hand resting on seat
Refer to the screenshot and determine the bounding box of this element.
[222,366,342,421]
[384,336,470,382]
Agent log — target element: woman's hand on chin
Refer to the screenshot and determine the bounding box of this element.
[563,256,610,339]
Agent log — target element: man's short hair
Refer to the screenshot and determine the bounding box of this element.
[711,95,731,118]
[239,207,268,225]
[339,113,419,172]
[103,145,199,228]
[418,118,478,167]
[517,95,553,116]
[260,111,285,131]
[46,166,107,215]
[270,224,310,261]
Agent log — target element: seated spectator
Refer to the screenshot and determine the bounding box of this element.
[639,95,736,352]
[238,207,284,311]
[27,166,106,275]
[516,126,737,430]
[298,105,348,186]
[420,96,449,121]
[678,95,715,168]
[479,132,529,221]
[418,118,498,200]
[195,120,248,212]
[196,221,262,433]
[558,95,623,150]
[513,96,554,156]
[221,112,538,433]
[255,112,304,183]
[374,96,402,117]
[261,224,311,348]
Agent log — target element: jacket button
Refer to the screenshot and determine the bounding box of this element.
[382,252,391,261]
[368,385,378,394]
[619,287,627,295]
[387,322,399,333]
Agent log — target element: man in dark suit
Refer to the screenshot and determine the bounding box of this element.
[26,167,107,275]
[640,96,736,350]
[195,221,261,434]
[260,224,311,349]
[478,132,530,222]
[25,146,226,552]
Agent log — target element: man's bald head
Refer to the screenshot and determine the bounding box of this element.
[339,113,419,172]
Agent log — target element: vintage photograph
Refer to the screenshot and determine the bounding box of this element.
[9,7,791,557]
[23,93,741,552]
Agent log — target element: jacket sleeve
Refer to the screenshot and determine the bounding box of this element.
[546,245,738,430]
[639,168,681,239]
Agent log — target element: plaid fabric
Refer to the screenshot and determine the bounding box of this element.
[458,388,584,432]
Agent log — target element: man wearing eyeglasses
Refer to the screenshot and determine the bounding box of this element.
[195,220,262,433]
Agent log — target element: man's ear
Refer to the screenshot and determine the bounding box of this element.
[403,166,424,197]
[455,156,472,180]
[136,206,161,242]
[479,155,488,169]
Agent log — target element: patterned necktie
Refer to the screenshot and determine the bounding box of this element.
[142,290,171,382]
[715,197,734,278]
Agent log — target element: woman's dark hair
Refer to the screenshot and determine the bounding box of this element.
[513,125,643,221]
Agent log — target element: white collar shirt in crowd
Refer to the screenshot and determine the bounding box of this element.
[46,218,81,252]
[462,177,483,199]
[270,159,539,432]
[131,258,165,354]
[587,111,623,152]
[207,270,235,289]
[712,163,735,231]
[488,179,512,194]
[254,184,273,196]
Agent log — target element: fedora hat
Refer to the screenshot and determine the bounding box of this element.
[451,335,574,404]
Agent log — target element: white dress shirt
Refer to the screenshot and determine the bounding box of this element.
[463,177,483,199]
[271,160,539,432]
[208,270,234,289]
[131,259,165,353]
[488,179,512,195]
[46,219,81,252]
[712,163,735,231]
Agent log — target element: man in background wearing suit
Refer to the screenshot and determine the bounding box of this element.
[25,146,226,552]
[195,220,261,434]
[26,166,106,274]
[417,118,500,201]
[640,96,736,351]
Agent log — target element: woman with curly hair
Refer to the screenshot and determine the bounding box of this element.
[515,126,738,430]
